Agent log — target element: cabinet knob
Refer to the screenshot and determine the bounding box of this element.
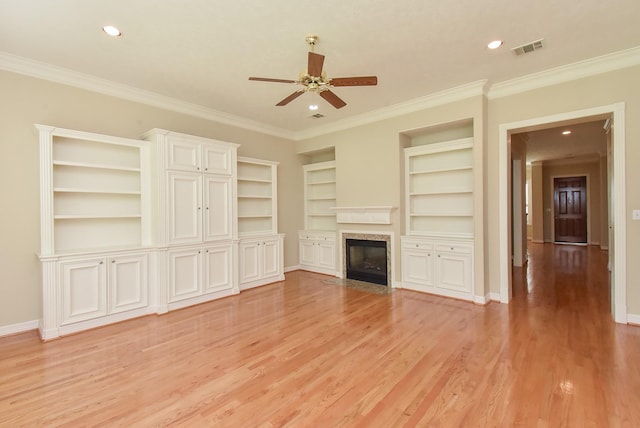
[197,167,200,171]
[451,247,454,250]
[100,261,104,264]
[198,207,201,210]
[438,254,441,257]
[415,244,419,248]
[206,207,209,210]
[205,168,208,171]
[111,260,115,263]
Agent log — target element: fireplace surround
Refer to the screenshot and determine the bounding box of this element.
[340,232,392,287]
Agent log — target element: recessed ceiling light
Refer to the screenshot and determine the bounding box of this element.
[308,104,319,111]
[487,40,503,50]
[562,130,572,135]
[102,25,122,37]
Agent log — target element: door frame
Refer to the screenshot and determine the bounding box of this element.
[550,174,590,244]
[498,102,626,323]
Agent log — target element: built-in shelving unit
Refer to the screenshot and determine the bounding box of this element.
[303,160,336,231]
[38,125,151,255]
[401,135,475,301]
[237,157,278,236]
[37,125,153,340]
[405,138,474,237]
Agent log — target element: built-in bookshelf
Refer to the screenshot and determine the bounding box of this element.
[237,157,278,236]
[405,138,473,237]
[303,160,336,231]
[38,125,151,254]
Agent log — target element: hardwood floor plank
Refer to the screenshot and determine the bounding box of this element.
[1,244,639,426]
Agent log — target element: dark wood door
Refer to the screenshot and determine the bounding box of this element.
[554,176,587,243]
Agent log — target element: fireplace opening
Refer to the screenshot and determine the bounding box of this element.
[345,239,388,285]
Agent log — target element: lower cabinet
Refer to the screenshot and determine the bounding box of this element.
[298,231,336,275]
[167,241,236,307]
[239,234,285,290]
[401,236,473,301]
[60,253,148,325]
[36,251,151,339]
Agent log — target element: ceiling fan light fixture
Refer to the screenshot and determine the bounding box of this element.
[102,25,122,37]
[308,104,319,111]
[562,130,572,135]
[487,40,503,49]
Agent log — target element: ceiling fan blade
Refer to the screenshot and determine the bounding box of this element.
[308,52,325,77]
[276,91,305,106]
[330,76,378,87]
[249,77,297,84]
[319,90,347,109]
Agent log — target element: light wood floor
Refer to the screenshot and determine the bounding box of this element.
[2,243,639,426]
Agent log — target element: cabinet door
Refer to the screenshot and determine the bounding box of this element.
[203,176,232,241]
[402,248,434,287]
[436,251,471,292]
[317,241,336,270]
[203,145,233,175]
[261,239,280,278]
[109,254,148,314]
[168,172,202,244]
[203,245,233,293]
[60,258,107,324]
[167,137,201,172]
[168,248,202,302]
[299,239,317,266]
[239,240,261,284]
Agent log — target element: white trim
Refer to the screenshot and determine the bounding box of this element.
[0,319,39,337]
[627,314,640,326]
[284,265,301,273]
[489,292,501,302]
[331,206,396,225]
[296,80,487,140]
[0,52,294,140]
[498,103,627,323]
[488,47,640,99]
[3,47,640,141]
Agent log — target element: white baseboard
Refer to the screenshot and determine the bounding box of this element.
[284,265,301,273]
[474,294,490,305]
[489,292,502,302]
[0,319,39,337]
[627,313,640,326]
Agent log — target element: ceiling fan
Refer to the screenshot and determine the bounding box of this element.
[248,35,377,109]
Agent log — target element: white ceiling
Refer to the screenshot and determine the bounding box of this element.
[1,0,639,138]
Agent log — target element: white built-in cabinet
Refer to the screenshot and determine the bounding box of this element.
[38,126,285,339]
[299,161,337,274]
[401,138,475,301]
[298,231,336,275]
[236,157,284,290]
[143,129,239,311]
[37,125,153,340]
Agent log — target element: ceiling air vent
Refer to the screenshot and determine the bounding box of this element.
[512,39,544,56]
[311,113,325,119]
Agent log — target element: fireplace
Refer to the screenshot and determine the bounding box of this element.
[345,238,388,285]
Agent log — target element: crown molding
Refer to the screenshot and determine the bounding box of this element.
[0,52,295,140]
[293,80,488,140]
[488,46,640,99]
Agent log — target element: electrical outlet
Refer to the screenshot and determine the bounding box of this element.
[633,210,640,220]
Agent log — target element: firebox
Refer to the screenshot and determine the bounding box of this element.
[345,239,388,285]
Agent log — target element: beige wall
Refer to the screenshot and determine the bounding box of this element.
[0,70,304,328]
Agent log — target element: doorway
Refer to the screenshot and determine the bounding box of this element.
[553,176,587,244]
[498,103,627,323]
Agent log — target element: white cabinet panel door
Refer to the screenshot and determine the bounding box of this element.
[167,138,200,172]
[317,241,336,271]
[262,239,280,278]
[203,145,233,175]
[204,176,232,242]
[204,245,233,294]
[239,241,261,284]
[299,240,316,266]
[168,248,202,302]
[168,172,202,244]
[109,254,148,314]
[61,258,107,324]
[436,252,471,293]
[402,249,434,288]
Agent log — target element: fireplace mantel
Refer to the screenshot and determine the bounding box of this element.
[331,206,395,225]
